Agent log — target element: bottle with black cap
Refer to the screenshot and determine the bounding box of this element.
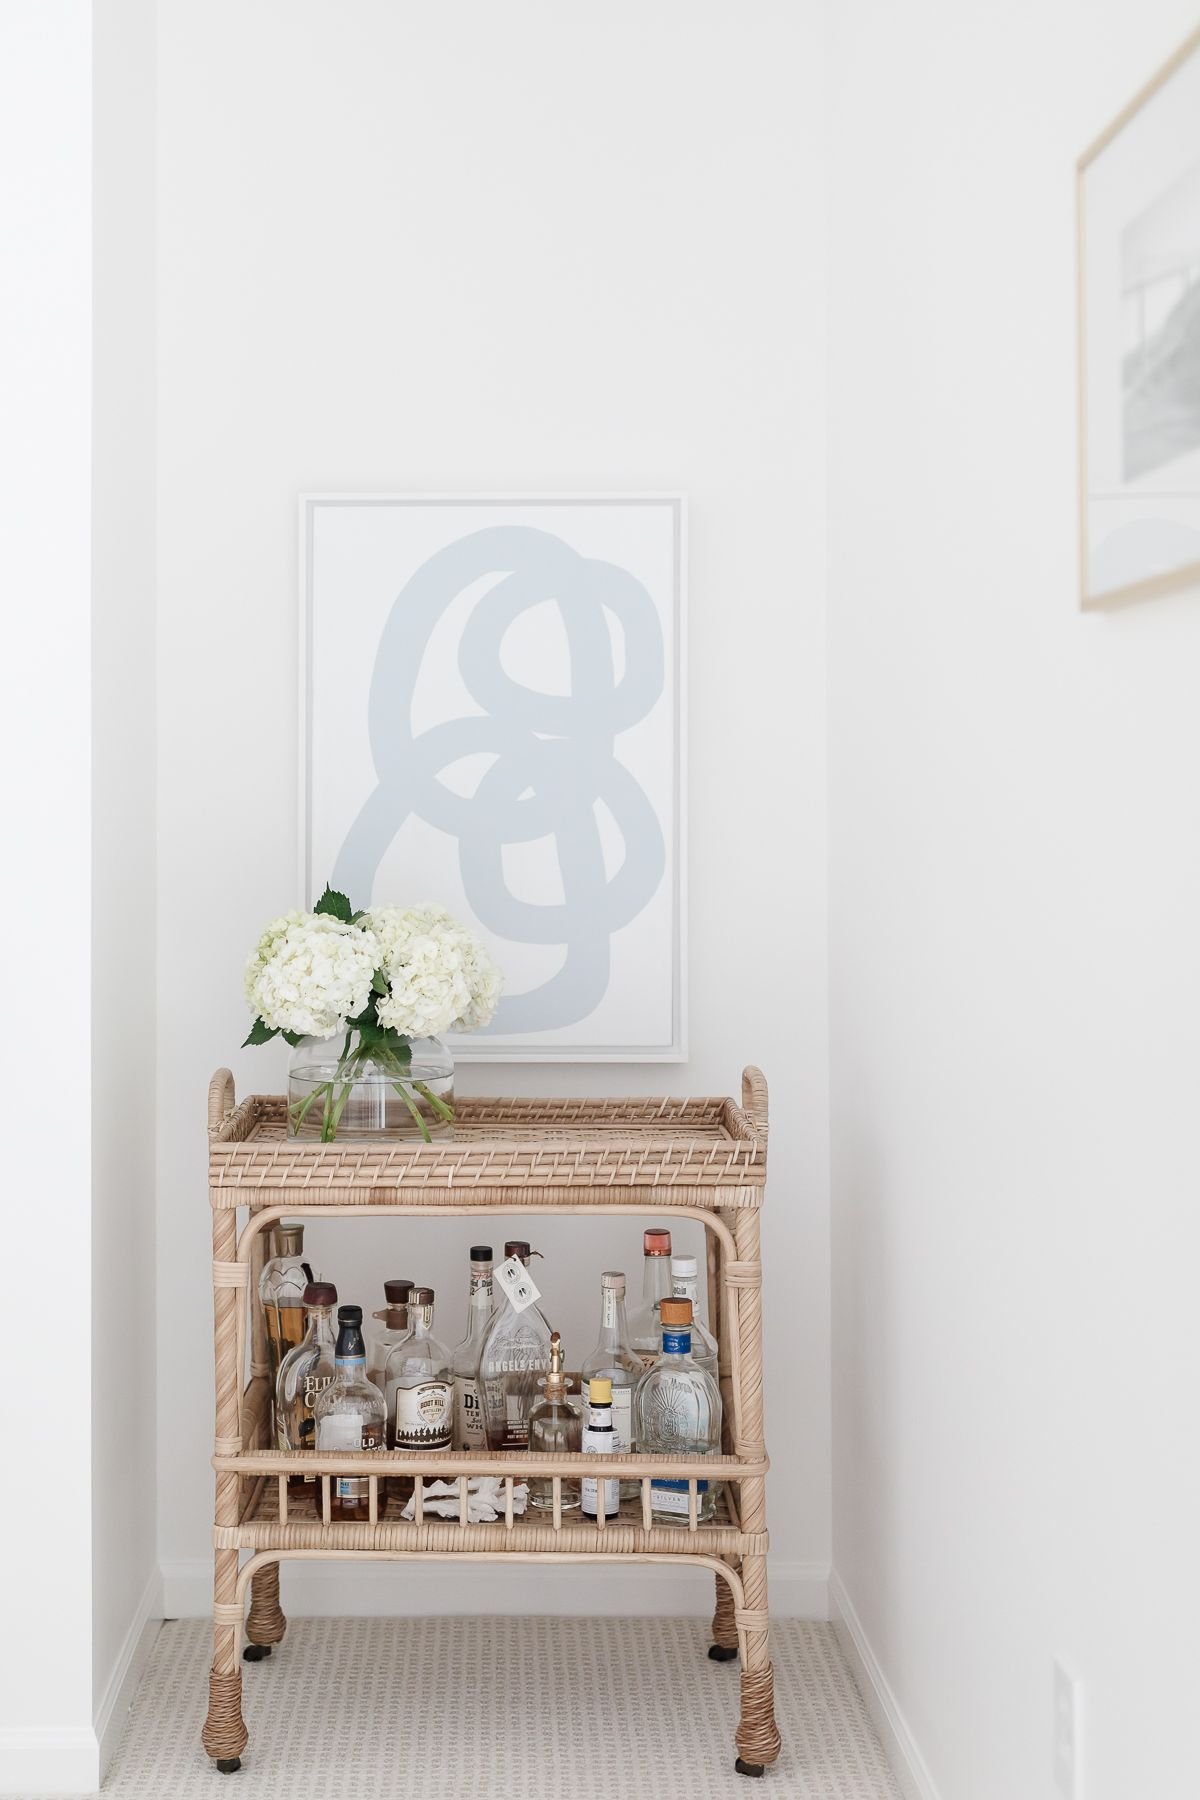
[313,1305,387,1521]
[451,1245,494,1451]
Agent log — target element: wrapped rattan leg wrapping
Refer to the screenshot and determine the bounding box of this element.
[735,1664,783,1765]
[246,1561,287,1646]
[201,1669,248,1760]
[712,1567,739,1649]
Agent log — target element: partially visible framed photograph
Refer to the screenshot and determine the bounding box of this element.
[1078,25,1200,607]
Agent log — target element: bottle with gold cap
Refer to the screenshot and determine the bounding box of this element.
[258,1221,314,1405]
[580,1377,620,1519]
[634,1297,722,1523]
[627,1228,674,1362]
[527,1330,582,1510]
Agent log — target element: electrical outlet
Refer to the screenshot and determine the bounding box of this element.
[1053,1659,1083,1799]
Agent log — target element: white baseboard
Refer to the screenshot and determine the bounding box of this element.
[95,1564,163,1783]
[829,1570,941,1800]
[162,1556,829,1621]
[0,1727,100,1798]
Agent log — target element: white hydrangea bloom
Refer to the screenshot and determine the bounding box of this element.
[366,905,502,1038]
[243,910,306,1011]
[248,914,381,1039]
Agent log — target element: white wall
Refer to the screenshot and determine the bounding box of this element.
[155,1,830,1616]
[827,4,1200,1799]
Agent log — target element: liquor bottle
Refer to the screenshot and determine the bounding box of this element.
[383,1285,453,1503]
[528,1330,581,1511]
[368,1277,415,1392]
[580,1271,642,1497]
[314,1305,387,1522]
[451,1246,494,1451]
[669,1255,719,1380]
[627,1228,673,1363]
[275,1281,338,1468]
[477,1239,551,1452]
[258,1222,313,1405]
[634,1298,722,1523]
[580,1378,620,1520]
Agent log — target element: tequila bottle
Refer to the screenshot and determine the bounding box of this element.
[634,1298,722,1524]
[275,1281,338,1468]
[580,1270,642,1497]
[451,1246,494,1451]
[527,1330,581,1510]
[383,1285,453,1503]
[627,1228,673,1363]
[314,1305,386,1521]
[368,1277,415,1392]
[258,1222,313,1410]
[477,1239,551,1452]
[669,1255,719,1380]
[580,1378,620,1520]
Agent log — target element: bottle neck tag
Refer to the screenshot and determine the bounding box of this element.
[493,1255,541,1314]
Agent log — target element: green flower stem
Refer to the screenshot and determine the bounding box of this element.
[413,1079,454,1123]
[391,1079,433,1143]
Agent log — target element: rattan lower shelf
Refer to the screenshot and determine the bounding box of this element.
[201,1066,782,1779]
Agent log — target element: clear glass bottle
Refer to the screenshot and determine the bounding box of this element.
[478,1239,551,1452]
[634,1298,722,1524]
[451,1245,494,1451]
[580,1378,620,1520]
[580,1271,642,1497]
[527,1330,581,1511]
[368,1277,415,1393]
[275,1281,338,1470]
[669,1255,718,1381]
[258,1222,313,1413]
[314,1304,387,1521]
[383,1285,454,1504]
[627,1228,673,1362]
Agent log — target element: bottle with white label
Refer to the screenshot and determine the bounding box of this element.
[313,1305,387,1522]
[669,1255,719,1382]
[627,1228,673,1362]
[383,1285,454,1504]
[581,1271,642,1498]
[634,1298,722,1524]
[477,1239,551,1452]
[580,1378,620,1519]
[451,1246,494,1451]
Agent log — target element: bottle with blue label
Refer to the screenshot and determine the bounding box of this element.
[314,1304,386,1521]
[634,1297,722,1523]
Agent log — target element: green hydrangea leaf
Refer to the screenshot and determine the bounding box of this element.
[280,1030,304,1048]
[314,885,353,923]
[243,1018,278,1047]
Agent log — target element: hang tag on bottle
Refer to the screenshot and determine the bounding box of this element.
[493,1255,541,1313]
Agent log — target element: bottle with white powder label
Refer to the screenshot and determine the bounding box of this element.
[580,1377,620,1520]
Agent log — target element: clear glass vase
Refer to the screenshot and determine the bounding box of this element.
[287,1034,455,1142]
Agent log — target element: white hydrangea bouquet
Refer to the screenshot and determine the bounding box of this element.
[244,885,501,1143]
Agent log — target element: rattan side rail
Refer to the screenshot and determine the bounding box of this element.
[202,1066,782,1780]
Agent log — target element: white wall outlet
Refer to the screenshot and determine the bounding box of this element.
[1053,1659,1084,1799]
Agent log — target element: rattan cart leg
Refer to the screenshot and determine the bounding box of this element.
[244,1560,286,1660]
[204,1202,250,1769]
[710,1559,741,1659]
[202,1549,248,1768]
[731,1203,781,1774]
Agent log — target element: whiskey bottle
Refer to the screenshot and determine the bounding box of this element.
[477,1239,551,1452]
[634,1298,722,1524]
[275,1280,338,1468]
[580,1271,642,1497]
[669,1255,719,1380]
[314,1305,387,1521]
[580,1378,620,1520]
[451,1246,494,1452]
[383,1285,453,1503]
[527,1330,581,1511]
[626,1228,673,1363]
[258,1222,313,1408]
[368,1277,415,1392]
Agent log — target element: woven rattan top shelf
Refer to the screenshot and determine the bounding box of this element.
[207,1066,769,1210]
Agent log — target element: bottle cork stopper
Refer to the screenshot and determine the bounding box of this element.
[644,1229,672,1255]
[660,1298,693,1327]
[588,1377,613,1403]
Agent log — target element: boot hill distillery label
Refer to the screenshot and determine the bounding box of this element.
[393,1378,453,1449]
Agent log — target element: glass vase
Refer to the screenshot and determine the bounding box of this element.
[287,1034,455,1143]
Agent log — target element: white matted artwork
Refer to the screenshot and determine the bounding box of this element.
[1078,24,1200,606]
[300,495,686,1061]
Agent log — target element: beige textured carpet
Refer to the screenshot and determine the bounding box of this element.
[70,1617,901,1799]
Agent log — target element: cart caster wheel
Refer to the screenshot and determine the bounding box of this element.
[735,1759,765,1778]
[216,1758,241,1774]
[709,1643,738,1661]
[242,1643,271,1661]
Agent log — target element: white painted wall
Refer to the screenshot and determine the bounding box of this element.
[827,4,1200,1798]
[155,0,830,1616]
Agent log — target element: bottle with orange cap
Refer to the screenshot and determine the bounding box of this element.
[634,1296,722,1523]
[627,1227,674,1362]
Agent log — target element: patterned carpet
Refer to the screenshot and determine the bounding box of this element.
[73,1617,901,1799]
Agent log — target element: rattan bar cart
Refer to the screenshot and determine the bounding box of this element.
[202,1065,782,1778]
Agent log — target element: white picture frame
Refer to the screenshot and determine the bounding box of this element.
[299,494,687,1062]
[1078,24,1200,608]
